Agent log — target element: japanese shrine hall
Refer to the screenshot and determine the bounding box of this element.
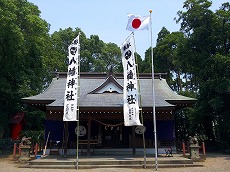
[22,72,196,155]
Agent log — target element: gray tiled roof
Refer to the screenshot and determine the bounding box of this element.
[22,73,196,110]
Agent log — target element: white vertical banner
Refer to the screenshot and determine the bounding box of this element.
[121,34,142,126]
[63,35,80,121]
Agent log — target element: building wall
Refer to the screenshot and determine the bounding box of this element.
[44,111,175,149]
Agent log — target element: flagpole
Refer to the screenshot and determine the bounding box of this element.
[149,10,158,170]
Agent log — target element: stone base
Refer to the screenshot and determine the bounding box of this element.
[19,157,31,161]
[19,147,31,161]
[190,146,200,160]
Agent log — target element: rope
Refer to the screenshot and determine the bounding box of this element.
[91,117,123,128]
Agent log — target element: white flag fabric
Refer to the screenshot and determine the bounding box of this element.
[121,34,142,126]
[126,14,150,32]
[63,35,80,121]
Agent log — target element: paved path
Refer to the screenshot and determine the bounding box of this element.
[0,153,229,172]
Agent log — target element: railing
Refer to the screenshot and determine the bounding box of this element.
[12,141,43,160]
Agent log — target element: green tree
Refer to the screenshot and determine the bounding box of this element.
[140,47,152,73]
[46,27,87,73]
[135,52,144,73]
[156,27,170,44]
[155,31,187,91]
[99,42,122,72]
[176,0,230,146]
[49,28,122,73]
[24,110,45,131]
[81,34,103,72]
[0,0,50,137]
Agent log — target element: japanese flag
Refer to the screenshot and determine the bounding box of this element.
[126,14,150,32]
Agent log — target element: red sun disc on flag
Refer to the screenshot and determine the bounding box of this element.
[132,18,141,29]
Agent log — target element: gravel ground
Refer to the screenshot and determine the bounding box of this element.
[0,153,229,172]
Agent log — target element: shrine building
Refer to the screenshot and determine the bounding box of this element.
[22,72,196,155]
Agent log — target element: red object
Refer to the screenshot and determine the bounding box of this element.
[34,143,38,157]
[9,112,26,140]
[132,18,141,28]
[13,143,17,158]
[202,142,206,156]
[182,142,186,156]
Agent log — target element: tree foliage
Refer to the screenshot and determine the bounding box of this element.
[173,0,230,146]
[46,28,122,73]
[0,0,50,137]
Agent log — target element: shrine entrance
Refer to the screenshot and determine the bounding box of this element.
[90,119,129,148]
[102,126,116,148]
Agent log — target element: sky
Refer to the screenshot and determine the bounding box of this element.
[28,0,227,59]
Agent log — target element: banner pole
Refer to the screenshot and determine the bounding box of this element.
[76,33,81,170]
[76,120,79,169]
[149,9,158,170]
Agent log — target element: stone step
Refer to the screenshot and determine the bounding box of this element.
[19,163,203,169]
[17,152,204,170]
[28,159,194,166]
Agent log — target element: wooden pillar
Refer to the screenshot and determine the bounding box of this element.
[64,121,69,157]
[120,125,122,144]
[34,143,38,157]
[19,143,22,155]
[98,123,102,147]
[87,117,92,156]
[132,126,136,156]
[182,142,186,157]
[202,142,206,156]
[13,143,17,158]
